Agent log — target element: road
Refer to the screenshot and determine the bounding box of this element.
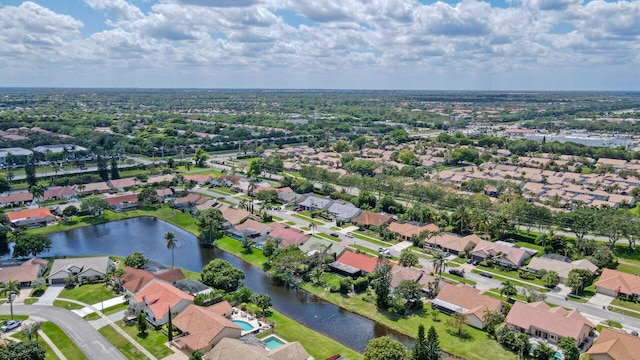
[0,304,126,360]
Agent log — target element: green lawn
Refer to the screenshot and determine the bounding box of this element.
[53,300,85,310]
[24,298,39,305]
[611,298,640,314]
[117,320,173,358]
[291,214,325,225]
[217,237,269,268]
[472,266,548,288]
[99,325,148,360]
[59,283,115,305]
[352,231,391,247]
[84,302,129,320]
[41,321,89,360]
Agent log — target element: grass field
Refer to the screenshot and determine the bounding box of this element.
[52,300,84,310]
[118,320,173,358]
[98,325,148,360]
[42,321,89,360]
[59,283,115,305]
[84,302,129,320]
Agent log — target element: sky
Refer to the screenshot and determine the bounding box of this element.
[0,0,638,90]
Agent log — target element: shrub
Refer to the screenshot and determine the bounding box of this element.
[353,277,369,293]
[339,277,352,294]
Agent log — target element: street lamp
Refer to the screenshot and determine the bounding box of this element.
[91,289,104,312]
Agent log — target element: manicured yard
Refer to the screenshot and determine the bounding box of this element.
[472,266,548,288]
[84,302,129,320]
[99,325,148,360]
[217,236,269,267]
[53,300,85,310]
[352,231,391,247]
[117,320,174,358]
[291,213,325,225]
[59,283,115,305]
[41,321,89,360]
[611,298,640,317]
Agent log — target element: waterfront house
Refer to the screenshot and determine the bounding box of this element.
[432,283,502,329]
[172,301,241,353]
[132,280,193,326]
[47,256,114,285]
[6,208,55,228]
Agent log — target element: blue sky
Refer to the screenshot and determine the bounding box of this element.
[0,0,638,90]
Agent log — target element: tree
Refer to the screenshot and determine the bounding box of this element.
[394,280,423,311]
[521,286,547,302]
[542,271,560,288]
[12,233,52,258]
[398,248,418,268]
[97,155,109,181]
[373,261,392,308]
[411,325,428,360]
[0,341,46,360]
[514,332,530,359]
[138,187,158,207]
[557,337,580,360]
[165,231,178,268]
[110,156,120,179]
[124,252,148,269]
[62,205,78,217]
[247,159,261,178]
[25,158,37,188]
[532,341,556,360]
[80,196,109,217]
[167,306,173,342]
[309,222,317,235]
[201,259,245,292]
[0,280,20,320]
[445,311,467,337]
[63,274,78,289]
[196,208,225,247]
[398,149,417,165]
[566,268,592,295]
[262,237,279,258]
[432,252,446,275]
[499,280,517,301]
[483,309,505,336]
[189,350,204,360]
[363,336,409,360]
[137,312,148,335]
[0,177,10,193]
[21,321,42,341]
[252,293,272,315]
[29,183,46,207]
[193,148,208,167]
[425,326,442,360]
[241,237,256,254]
[333,140,350,153]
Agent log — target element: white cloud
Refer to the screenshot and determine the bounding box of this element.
[85,0,144,20]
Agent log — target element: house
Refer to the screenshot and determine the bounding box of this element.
[205,337,312,360]
[586,327,640,360]
[298,195,333,211]
[390,265,441,296]
[505,301,594,345]
[146,174,175,185]
[155,188,174,200]
[351,211,393,228]
[329,250,379,277]
[231,219,279,240]
[527,255,598,283]
[211,175,241,187]
[220,206,256,228]
[184,174,215,186]
[120,266,185,296]
[172,301,241,353]
[132,280,194,326]
[7,208,56,228]
[0,192,34,208]
[43,186,76,201]
[431,284,502,329]
[595,269,640,298]
[0,257,48,287]
[277,191,307,206]
[173,279,211,296]
[327,202,362,222]
[388,222,440,241]
[427,233,481,255]
[268,227,308,247]
[470,240,532,269]
[298,237,346,258]
[108,177,139,191]
[174,193,209,210]
[47,256,114,285]
[77,182,111,195]
[106,194,139,212]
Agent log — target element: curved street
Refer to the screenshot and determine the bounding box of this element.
[0,304,126,360]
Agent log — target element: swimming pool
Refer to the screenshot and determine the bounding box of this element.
[232,319,255,331]
[263,335,286,350]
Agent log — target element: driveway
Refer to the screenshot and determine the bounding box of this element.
[0,305,125,360]
[588,293,614,307]
[37,284,65,306]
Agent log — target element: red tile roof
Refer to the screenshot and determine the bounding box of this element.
[134,280,193,319]
[505,302,594,342]
[268,227,307,247]
[595,268,640,296]
[335,250,378,273]
[173,301,241,351]
[106,194,139,206]
[121,266,185,294]
[184,174,214,183]
[587,327,640,360]
[43,186,76,199]
[434,283,502,319]
[221,207,254,226]
[0,192,33,204]
[6,208,54,222]
[388,222,440,239]
[352,211,393,227]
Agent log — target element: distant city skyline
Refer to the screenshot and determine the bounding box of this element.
[0,0,639,91]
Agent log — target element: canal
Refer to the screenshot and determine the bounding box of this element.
[35,217,414,352]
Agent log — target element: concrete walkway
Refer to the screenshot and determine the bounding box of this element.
[36,285,65,306]
[88,310,126,330]
[72,295,125,317]
[39,329,68,360]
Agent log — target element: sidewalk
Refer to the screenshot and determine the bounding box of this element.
[72,295,125,317]
[35,285,65,306]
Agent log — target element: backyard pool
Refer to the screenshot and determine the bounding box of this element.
[232,319,255,331]
[263,335,286,350]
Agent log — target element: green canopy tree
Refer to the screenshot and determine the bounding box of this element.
[364,336,409,360]
[201,259,245,292]
[398,248,418,267]
[12,233,52,258]
[196,208,225,247]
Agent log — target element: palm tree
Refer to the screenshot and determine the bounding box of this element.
[500,279,517,302]
[1,280,20,320]
[30,183,46,207]
[21,322,42,341]
[76,184,86,195]
[309,222,317,235]
[432,252,447,275]
[165,231,178,268]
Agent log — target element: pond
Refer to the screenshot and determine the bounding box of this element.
[31,217,415,352]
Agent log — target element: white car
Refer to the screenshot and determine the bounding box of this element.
[1,320,21,332]
[345,232,354,238]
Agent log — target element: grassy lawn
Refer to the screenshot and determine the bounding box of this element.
[12,330,60,360]
[41,321,89,360]
[271,215,283,221]
[257,308,363,360]
[439,272,477,286]
[611,298,640,313]
[484,289,528,303]
[472,266,548,288]
[58,283,115,305]
[53,300,85,310]
[299,284,516,360]
[291,214,325,225]
[84,302,129,320]
[609,305,640,319]
[352,232,391,247]
[24,298,39,305]
[217,236,268,268]
[99,325,148,360]
[315,233,342,242]
[285,221,296,226]
[117,320,173,358]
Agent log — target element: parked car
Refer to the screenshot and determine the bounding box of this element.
[378,248,391,257]
[330,232,340,237]
[345,232,354,238]
[448,268,465,277]
[1,320,21,332]
[479,271,493,278]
